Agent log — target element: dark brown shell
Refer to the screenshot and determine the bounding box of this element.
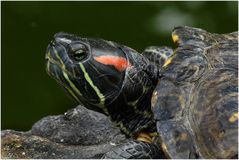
[152,26,238,158]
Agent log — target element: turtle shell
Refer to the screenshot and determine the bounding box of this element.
[152,26,238,158]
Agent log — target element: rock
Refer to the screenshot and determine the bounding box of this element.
[1,105,127,159]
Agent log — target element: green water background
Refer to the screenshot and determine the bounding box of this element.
[2,1,238,130]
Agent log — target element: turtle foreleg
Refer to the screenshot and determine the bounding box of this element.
[101,140,165,159]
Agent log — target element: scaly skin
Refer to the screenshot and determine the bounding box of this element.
[46,32,159,136]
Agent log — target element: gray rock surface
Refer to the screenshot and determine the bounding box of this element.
[1,105,127,159]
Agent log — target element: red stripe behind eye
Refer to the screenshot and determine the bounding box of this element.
[94,55,132,72]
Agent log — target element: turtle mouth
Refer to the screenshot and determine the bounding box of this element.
[45,42,101,105]
[45,43,75,91]
[45,53,69,89]
[45,44,63,79]
[45,40,75,80]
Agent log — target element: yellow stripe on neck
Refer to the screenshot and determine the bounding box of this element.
[79,63,108,114]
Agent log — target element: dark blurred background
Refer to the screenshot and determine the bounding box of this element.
[2,1,238,131]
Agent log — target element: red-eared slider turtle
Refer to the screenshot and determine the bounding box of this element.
[45,26,238,159]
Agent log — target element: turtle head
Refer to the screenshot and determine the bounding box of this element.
[46,32,159,134]
[46,32,131,114]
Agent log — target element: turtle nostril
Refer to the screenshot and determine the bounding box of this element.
[50,40,56,46]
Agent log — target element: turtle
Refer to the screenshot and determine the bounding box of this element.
[45,26,238,159]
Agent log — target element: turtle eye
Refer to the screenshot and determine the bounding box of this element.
[73,49,88,61]
[70,43,88,61]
